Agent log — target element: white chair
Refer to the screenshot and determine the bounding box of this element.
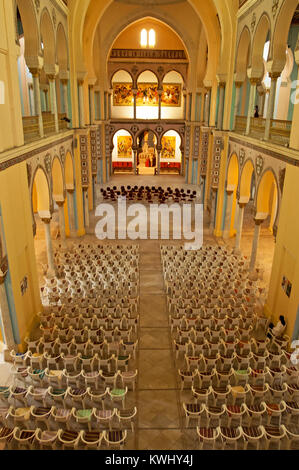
[102,429,127,449]
[57,429,83,450]
[108,387,128,409]
[35,428,59,450]
[51,406,73,430]
[218,425,243,450]
[116,407,137,432]
[80,430,103,450]
[119,370,138,391]
[12,427,37,450]
[196,426,221,450]
[241,425,265,450]
[71,407,95,431]
[30,406,53,430]
[183,403,205,428]
[93,408,116,430]
[263,425,287,450]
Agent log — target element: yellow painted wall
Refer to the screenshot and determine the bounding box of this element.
[0,162,42,350]
[265,164,299,340]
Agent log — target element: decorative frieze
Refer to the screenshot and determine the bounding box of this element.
[211,135,224,188]
[199,128,210,176]
[79,134,89,188]
[90,127,101,175]
[192,126,200,159]
[110,49,187,60]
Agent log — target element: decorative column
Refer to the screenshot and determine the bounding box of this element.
[158,89,163,120]
[83,190,90,229]
[47,74,59,133]
[56,200,67,248]
[217,82,225,130]
[30,68,44,138]
[249,218,263,273]
[264,73,280,140]
[67,189,77,237]
[0,271,16,360]
[108,89,112,120]
[233,82,243,129]
[41,217,56,278]
[89,85,95,124]
[157,147,162,175]
[234,197,249,253]
[223,185,235,239]
[132,148,138,174]
[44,88,49,112]
[78,79,85,128]
[132,89,137,120]
[61,79,69,119]
[183,90,187,120]
[246,78,258,135]
[209,188,217,233]
[204,88,211,126]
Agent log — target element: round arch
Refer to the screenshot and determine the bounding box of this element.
[240,159,255,199]
[65,151,74,189]
[31,166,51,215]
[16,0,40,59]
[160,129,182,161]
[40,8,56,67]
[256,169,279,228]
[56,23,69,72]
[235,26,251,80]
[271,0,298,69]
[52,156,64,201]
[112,129,134,161]
[110,69,133,89]
[227,153,239,189]
[250,13,271,78]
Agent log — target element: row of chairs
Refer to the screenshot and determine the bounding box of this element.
[0,426,128,450]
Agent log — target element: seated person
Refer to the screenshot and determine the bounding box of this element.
[267,315,286,339]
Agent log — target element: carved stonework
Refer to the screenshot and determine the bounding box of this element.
[239,148,246,166]
[60,146,65,165]
[130,125,139,134]
[279,168,286,194]
[79,134,89,188]
[155,126,163,134]
[272,0,279,18]
[131,65,138,76]
[255,155,264,176]
[44,154,51,175]
[52,9,57,28]
[251,13,256,32]
[34,0,40,14]
[27,162,32,187]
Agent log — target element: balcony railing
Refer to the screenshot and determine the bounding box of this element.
[234,116,291,146]
[22,113,69,143]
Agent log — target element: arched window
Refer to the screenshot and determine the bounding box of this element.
[140,29,147,47]
[148,29,156,48]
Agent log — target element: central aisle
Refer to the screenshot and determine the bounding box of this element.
[137,240,184,450]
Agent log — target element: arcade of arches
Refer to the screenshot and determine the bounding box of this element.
[0,0,299,451]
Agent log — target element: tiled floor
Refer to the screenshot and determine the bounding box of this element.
[27,175,278,450]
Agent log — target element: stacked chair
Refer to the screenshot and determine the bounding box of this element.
[100,186,198,204]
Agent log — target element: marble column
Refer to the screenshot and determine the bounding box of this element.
[78,80,85,128]
[44,89,49,112]
[204,89,211,126]
[67,189,76,237]
[89,86,95,124]
[133,149,137,174]
[48,75,59,133]
[0,273,16,359]
[42,218,56,278]
[30,70,44,138]
[183,91,187,120]
[132,89,137,120]
[264,73,279,141]
[157,148,161,175]
[158,90,163,120]
[108,90,112,120]
[209,188,217,233]
[233,82,243,130]
[249,218,263,272]
[83,190,90,229]
[234,200,247,253]
[61,79,69,119]
[223,187,235,239]
[56,201,67,248]
[246,79,257,135]
[217,83,225,130]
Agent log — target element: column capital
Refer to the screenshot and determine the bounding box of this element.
[67,188,75,194]
[60,79,69,86]
[235,81,243,88]
[56,200,65,208]
[249,77,260,85]
[0,273,7,285]
[29,68,41,78]
[269,72,281,80]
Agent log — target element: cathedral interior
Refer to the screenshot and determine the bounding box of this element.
[0,0,299,452]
